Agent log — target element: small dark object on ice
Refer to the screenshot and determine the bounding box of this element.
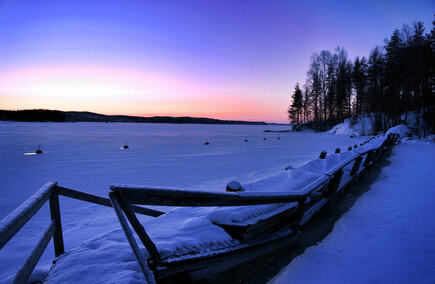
[347,146,352,151]
[226,181,243,192]
[244,138,248,142]
[335,148,341,153]
[263,137,267,140]
[204,141,210,145]
[35,145,43,154]
[319,151,327,159]
[354,145,358,148]
[277,137,280,140]
[349,135,354,138]
[123,144,129,149]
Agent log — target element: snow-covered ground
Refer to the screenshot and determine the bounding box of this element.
[270,139,435,284]
[0,122,365,283]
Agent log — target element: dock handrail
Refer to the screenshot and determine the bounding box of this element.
[109,133,399,283]
[0,183,163,283]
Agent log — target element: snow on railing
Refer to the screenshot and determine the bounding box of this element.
[109,133,400,282]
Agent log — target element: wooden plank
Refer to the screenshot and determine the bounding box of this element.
[0,182,56,250]
[49,187,65,257]
[109,192,156,284]
[325,169,343,195]
[57,186,164,217]
[117,194,162,262]
[12,221,55,284]
[363,150,375,167]
[349,156,363,176]
[110,185,306,207]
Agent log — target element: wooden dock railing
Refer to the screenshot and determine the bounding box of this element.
[110,133,400,282]
[0,183,163,284]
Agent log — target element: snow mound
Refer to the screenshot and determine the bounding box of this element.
[329,116,374,137]
[385,124,412,138]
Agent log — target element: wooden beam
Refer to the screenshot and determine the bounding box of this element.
[109,192,156,284]
[0,182,56,250]
[349,156,363,176]
[57,186,164,217]
[12,221,55,284]
[110,185,307,206]
[117,194,161,262]
[49,186,64,257]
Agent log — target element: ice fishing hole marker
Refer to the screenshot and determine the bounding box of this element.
[121,141,129,149]
[35,145,43,154]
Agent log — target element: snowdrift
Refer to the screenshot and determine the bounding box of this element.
[329,116,374,137]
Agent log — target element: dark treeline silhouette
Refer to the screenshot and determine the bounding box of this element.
[289,19,434,135]
[0,109,267,125]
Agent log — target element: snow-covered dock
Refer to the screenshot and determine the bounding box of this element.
[271,139,435,284]
[42,135,395,283]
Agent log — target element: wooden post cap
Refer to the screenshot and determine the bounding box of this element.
[319,151,327,159]
[335,148,341,153]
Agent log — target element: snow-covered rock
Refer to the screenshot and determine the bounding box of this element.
[329,116,374,137]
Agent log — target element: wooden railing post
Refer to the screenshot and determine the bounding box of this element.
[349,156,363,176]
[325,169,343,195]
[49,183,64,257]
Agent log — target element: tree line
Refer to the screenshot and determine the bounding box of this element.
[289,19,434,135]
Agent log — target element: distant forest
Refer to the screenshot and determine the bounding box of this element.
[289,19,434,135]
[0,109,267,125]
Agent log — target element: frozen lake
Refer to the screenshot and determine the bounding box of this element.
[0,122,364,282]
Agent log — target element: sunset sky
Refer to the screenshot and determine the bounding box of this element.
[0,0,433,123]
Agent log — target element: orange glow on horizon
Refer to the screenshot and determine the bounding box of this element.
[0,65,288,123]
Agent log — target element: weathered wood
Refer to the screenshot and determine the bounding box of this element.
[49,187,65,257]
[0,182,56,250]
[349,156,363,176]
[109,192,156,284]
[325,169,344,195]
[110,185,306,206]
[319,151,327,159]
[117,194,162,262]
[363,150,375,167]
[12,221,56,284]
[57,186,164,217]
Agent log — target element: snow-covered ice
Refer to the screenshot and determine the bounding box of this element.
[0,122,365,282]
[270,140,435,284]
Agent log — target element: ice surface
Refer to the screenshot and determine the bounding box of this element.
[0,122,365,282]
[270,140,435,284]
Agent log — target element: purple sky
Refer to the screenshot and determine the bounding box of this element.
[0,0,433,122]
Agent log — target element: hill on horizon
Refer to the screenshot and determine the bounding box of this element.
[0,109,271,125]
